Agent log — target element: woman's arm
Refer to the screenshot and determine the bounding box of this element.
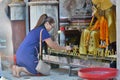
[44,38,71,51]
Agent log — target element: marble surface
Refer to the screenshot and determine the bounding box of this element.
[1,68,82,80]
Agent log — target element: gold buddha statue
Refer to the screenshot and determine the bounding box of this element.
[79,8,101,54]
[92,0,116,43]
[79,0,116,54]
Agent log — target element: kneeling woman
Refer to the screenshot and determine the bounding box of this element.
[12,14,72,77]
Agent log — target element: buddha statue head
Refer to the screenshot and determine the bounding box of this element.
[92,0,113,10]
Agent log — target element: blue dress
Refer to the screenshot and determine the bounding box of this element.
[16,26,50,74]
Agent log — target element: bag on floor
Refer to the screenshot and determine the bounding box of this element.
[36,60,51,75]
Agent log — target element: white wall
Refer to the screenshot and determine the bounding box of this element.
[0,0,14,69]
[0,0,13,55]
[117,0,120,79]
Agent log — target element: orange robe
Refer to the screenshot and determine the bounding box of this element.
[90,16,109,46]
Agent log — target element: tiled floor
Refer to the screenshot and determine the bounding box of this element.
[1,67,82,80]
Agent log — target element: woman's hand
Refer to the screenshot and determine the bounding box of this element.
[45,38,72,51]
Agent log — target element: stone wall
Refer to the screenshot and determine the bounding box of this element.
[59,0,92,18]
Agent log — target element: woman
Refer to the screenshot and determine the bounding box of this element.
[12,14,72,77]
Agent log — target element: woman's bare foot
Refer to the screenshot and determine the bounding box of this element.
[12,65,21,77]
[12,65,16,77]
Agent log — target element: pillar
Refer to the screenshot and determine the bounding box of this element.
[116,0,120,79]
[8,2,26,54]
[28,0,59,41]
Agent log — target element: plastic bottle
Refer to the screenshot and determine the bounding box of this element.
[60,26,65,46]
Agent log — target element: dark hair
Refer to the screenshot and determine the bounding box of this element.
[34,14,55,28]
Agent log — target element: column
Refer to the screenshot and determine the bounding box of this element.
[28,0,59,41]
[8,2,26,54]
[117,0,120,79]
[0,0,14,70]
